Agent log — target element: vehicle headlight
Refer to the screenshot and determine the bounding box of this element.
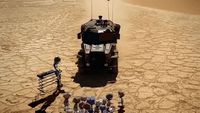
[105,44,112,54]
[84,44,91,54]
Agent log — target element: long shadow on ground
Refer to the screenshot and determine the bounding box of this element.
[28,89,65,113]
[71,68,118,87]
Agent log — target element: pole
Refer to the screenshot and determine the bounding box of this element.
[91,0,93,19]
[112,0,114,21]
[107,0,110,20]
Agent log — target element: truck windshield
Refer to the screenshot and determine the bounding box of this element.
[82,32,116,44]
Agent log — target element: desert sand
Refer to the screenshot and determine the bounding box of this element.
[125,0,200,15]
[0,0,200,113]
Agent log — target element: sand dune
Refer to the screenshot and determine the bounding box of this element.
[125,0,200,14]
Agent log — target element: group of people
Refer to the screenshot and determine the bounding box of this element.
[63,91,125,113]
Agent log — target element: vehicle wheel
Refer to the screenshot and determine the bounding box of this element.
[78,66,85,74]
[112,67,118,74]
[77,55,85,74]
[111,58,118,74]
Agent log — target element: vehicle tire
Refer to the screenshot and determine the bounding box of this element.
[78,66,85,74]
[111,58,118,74]
[77,54,85,74]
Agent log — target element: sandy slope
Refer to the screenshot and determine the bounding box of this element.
[0,0,200,113]
[125,0,200,15]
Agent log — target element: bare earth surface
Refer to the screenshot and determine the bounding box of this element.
[0,0,200,113]
[125,0,200,15]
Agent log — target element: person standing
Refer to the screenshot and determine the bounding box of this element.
[53,57,63,90]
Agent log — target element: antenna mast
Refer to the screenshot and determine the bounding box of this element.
[91,0,93,19]
[112,0,114,21]
[107,0,110,20]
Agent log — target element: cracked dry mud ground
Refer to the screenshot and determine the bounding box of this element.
[0,0,200,113]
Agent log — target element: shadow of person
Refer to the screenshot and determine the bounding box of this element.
[71,67,118,87]
[28,89,65,113]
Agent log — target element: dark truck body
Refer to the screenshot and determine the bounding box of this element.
[76,16,120,74]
